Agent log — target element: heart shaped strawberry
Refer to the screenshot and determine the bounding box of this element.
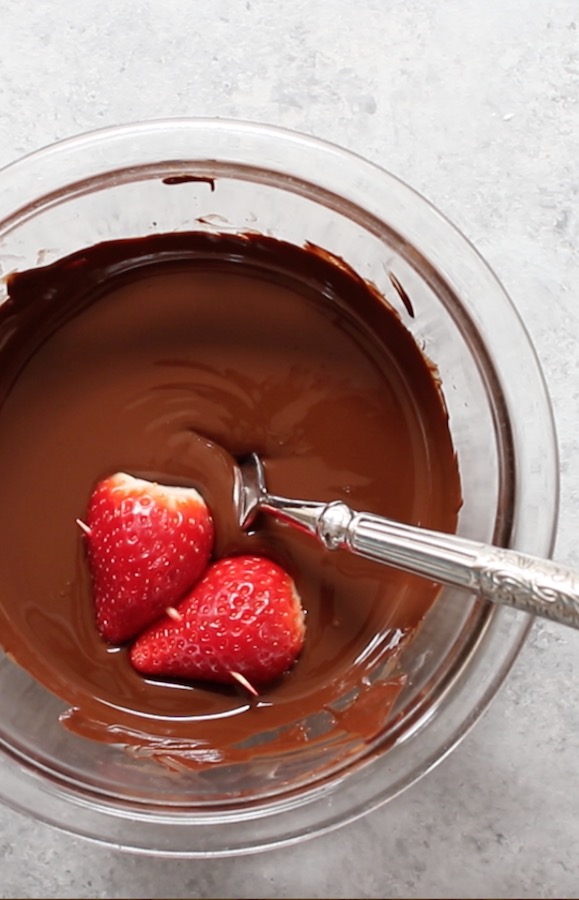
[130,555,306,688]
[80,472,214,643]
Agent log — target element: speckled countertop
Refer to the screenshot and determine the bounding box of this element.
[1,1,578,897]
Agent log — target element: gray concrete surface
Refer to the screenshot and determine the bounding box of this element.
[1,0,578,897]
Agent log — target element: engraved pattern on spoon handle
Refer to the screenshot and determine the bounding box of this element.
[269,499,579,630]
[317,506,579,630]
[475,548,579,629]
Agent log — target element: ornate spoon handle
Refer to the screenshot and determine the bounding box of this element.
[474,548,579,628]
[332,506,579,629]
[262,496,579,629]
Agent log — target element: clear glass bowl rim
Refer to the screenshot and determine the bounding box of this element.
[0,118,559,856]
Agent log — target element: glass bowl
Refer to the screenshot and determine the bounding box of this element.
[0,119,558,856]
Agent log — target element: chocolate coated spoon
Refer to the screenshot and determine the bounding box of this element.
[237,453,579,630]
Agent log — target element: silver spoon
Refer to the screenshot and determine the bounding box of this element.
[237,452,579,630]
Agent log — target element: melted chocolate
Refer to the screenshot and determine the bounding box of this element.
[0,233,461,767]
[162,175,216,190]
[389,271,415,319]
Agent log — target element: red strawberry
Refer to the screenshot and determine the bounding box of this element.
[81,472,214,643]
[130,555,306,688]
